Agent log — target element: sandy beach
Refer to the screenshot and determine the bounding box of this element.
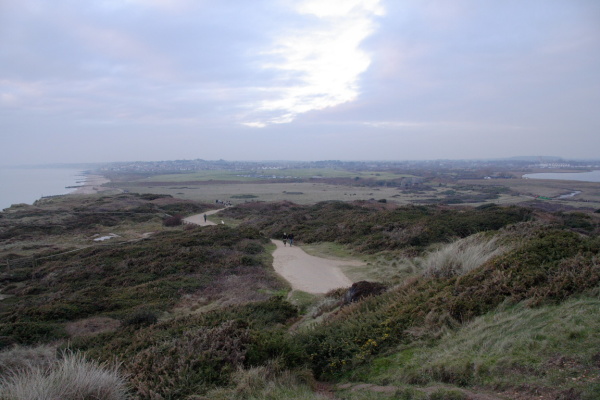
[71,174,112,195]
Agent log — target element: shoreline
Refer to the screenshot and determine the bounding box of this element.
[70,174,112,195]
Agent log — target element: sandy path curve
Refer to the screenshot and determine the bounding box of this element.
[271,239,360,294]
[183,210,360,293]
[183,209,225,226]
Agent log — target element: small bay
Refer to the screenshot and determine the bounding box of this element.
[0,167,84,210]
[522,170,600,183]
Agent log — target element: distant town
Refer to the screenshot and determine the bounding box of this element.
[97,157,600,178]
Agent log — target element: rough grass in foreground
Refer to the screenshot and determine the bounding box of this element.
[0,350,128,400]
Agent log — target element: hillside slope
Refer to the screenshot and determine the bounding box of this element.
[1,196,599,399]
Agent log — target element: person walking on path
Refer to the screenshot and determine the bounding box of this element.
[288,233,294,247]
[283,233,288,247]
[203,214,207,223]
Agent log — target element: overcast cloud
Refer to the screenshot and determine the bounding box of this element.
[1,0,599,164]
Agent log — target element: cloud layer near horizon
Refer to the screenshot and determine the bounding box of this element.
[1,0,599,164]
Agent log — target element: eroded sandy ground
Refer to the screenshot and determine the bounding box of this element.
[271,239,360,294]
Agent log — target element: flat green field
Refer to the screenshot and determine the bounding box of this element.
[139,168,411,183]
[116,181,417,205]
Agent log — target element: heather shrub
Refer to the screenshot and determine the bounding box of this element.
[0,351,128,400]
[163,214,183,226]
[127,320,250,398]
[3,225,284,345]
[121,310,159,328]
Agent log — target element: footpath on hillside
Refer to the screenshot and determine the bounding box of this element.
[183,209,224,226]
[184,211,361,293]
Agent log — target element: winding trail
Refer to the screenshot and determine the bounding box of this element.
[184,211,360,293]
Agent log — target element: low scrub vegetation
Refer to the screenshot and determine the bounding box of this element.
[1,195,599,399]
[222,200,533,253]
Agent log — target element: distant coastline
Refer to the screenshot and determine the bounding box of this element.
[0,169,111,210]
[70,174,111,195]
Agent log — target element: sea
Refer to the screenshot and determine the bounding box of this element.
[0,167,85,210]
[522,170,600,183]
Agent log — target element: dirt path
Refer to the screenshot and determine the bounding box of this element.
[271,239,360,294]
[184,210,359,293]
[183,209,225,226]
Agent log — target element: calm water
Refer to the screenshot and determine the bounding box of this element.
[0,168,84,210]
[522,170,600,183]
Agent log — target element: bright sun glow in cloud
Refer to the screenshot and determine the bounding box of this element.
[245,0,384,127]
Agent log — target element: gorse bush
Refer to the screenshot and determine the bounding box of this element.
[0,350,128,400]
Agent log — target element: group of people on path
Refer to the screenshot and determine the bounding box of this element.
[282,232,294,247]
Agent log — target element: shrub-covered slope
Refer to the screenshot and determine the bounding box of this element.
[223,201,534,253]
[1,196,599,399]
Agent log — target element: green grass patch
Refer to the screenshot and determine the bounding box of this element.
[351,295,600,393]
[287,291,318,314]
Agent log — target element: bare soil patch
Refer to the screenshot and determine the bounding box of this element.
[271,239,360,294]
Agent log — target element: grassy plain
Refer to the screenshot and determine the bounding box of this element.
[105,168,600,210]
[114,181,423,205]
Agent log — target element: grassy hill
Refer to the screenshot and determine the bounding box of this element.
[0,195,599,399]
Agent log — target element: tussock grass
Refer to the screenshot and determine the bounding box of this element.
[421,233,511,278]
[0,344,56,375]
[0,350,128,400]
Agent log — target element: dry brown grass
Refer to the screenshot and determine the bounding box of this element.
[421,233,512,278]
[0,344,57,376]
[0,350,128,400]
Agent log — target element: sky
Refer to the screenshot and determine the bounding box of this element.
[1,0,599,165]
